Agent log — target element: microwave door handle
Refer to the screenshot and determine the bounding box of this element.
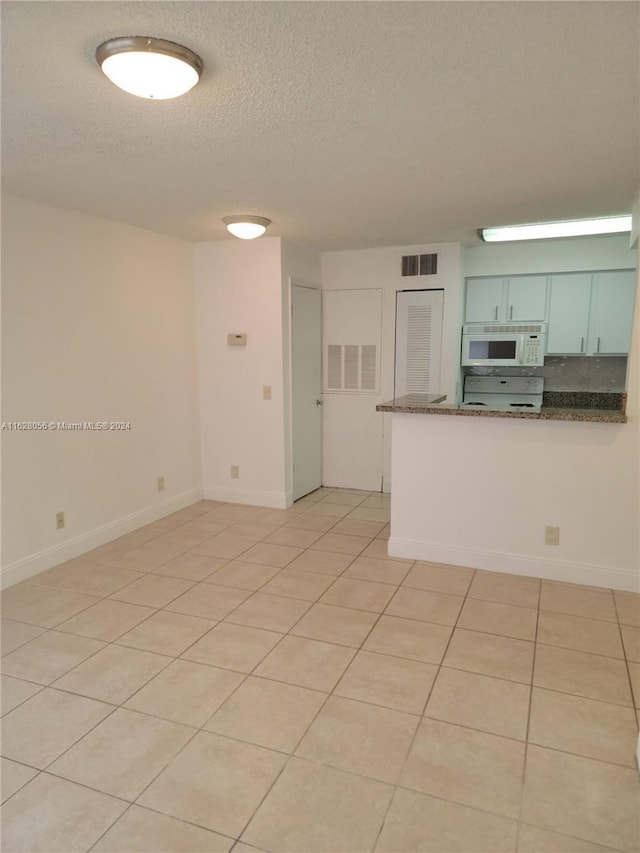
[494,305,498,321]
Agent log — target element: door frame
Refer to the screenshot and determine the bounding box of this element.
[288,277,323,503]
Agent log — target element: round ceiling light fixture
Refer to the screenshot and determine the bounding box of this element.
[222,215,272,240]
[96,37,203,100]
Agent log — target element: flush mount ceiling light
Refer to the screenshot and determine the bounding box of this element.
[222,215,272,240]
[95,37,203,99]
[479,215,632,243]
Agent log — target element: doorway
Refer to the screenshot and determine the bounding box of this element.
[291,281,322,500]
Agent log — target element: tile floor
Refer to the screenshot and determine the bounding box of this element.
[1,488,639,853]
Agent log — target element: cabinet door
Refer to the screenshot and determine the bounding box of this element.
[547,274,592,354]
[465,278,504,323]
[505,276,547,322]
[590,270,637,354]
[395,289,444,396]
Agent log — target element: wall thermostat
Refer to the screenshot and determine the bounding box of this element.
[227,333,247,346]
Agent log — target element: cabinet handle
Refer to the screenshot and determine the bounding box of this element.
[580,337,584,353]
[509,305,513,320]
[596,337,601,353]
[494,305,498,321]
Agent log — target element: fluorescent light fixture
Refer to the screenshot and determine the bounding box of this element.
[479,215,632,243]
[222,215,272,240]
[96,37,203,99]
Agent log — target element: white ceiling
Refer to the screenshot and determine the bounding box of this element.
[2,1,638,251]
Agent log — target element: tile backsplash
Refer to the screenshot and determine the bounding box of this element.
[465,356,628,392]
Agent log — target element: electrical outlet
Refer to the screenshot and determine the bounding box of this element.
[263,385,272,400]
[157,476,165,492]
[56,511,65,530]
[230,465,239,479]
[545,525,560,546]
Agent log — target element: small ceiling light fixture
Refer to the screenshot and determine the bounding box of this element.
[95,36,203,100]
[479,215,632,243]
[222,215,272,240]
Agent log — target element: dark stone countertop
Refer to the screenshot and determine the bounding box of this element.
[543,391,625,411]
[376,394,447,412]
[376,393,627,423]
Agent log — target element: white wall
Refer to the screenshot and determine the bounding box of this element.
[321,243,463,490]
[388,233,640,592]
[389,413,638,591]
[195,238,313,508]
[1,196,201,586]
[195,238,284,505]
[195,238,320,506]
[464,234,635,277]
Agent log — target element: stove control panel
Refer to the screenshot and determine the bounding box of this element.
[463,376,543,395]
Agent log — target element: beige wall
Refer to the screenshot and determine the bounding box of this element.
[1,196,201,585]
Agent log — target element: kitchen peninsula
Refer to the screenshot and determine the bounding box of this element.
[377,390,637,593]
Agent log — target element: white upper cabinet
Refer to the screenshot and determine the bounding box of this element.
[590,270,636,355]
[464,276,547,323]
[505,276,548,322]
[464,277,504,322]
[547,273,592,354]
[547,270,636,355]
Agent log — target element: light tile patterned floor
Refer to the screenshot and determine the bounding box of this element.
[1,489,639,853]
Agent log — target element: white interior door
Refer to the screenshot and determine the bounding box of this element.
[292,283,322,500]
[322,288,383,491]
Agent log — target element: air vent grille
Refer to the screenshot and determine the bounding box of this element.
[327,345,342,389]
[324,344,378,392]
[420,254,438,275]
[361,345,377,391]
[477,324,544,334]
[401,253,438,277]
[344,345,359,390]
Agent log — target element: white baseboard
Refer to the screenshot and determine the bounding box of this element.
[1,488,203,590]
[382,478,392,494]
[203,486,292,510]
[387,536,640,593]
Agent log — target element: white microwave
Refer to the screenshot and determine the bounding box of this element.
[461,324,547,367]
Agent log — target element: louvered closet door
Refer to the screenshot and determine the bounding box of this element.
[394,289,444,397]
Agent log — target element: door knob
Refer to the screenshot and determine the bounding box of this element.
[315,399,323,406]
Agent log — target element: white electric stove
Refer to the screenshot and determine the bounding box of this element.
[461,376,544,412]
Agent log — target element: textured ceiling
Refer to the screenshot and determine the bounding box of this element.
[1,1,638,250]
